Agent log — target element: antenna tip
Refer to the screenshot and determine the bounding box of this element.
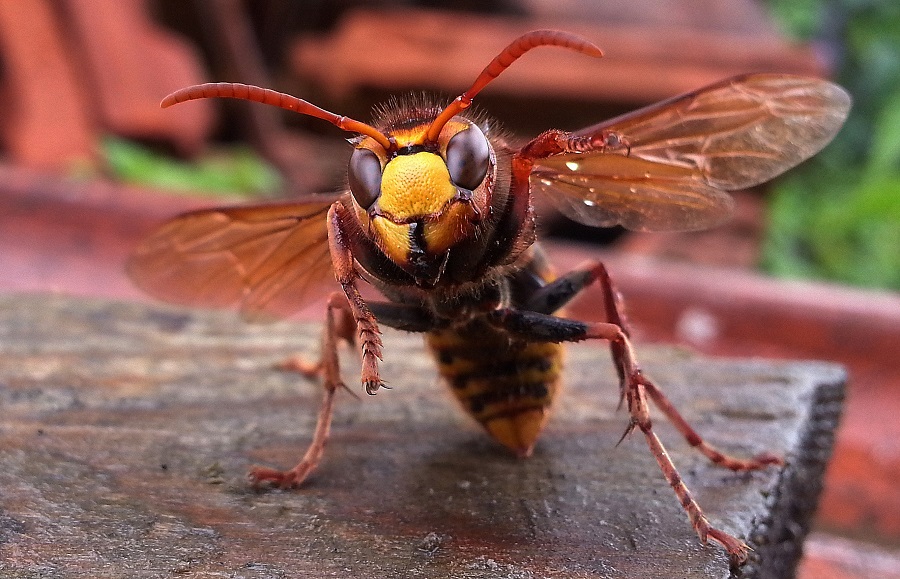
[586,43,604,58]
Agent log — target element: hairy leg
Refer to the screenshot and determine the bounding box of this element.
[327,202,384,394]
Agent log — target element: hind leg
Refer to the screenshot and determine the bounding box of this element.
[490,263,782,565]
[523,260,781,470]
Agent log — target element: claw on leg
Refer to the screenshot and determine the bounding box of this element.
[707,528,752,566]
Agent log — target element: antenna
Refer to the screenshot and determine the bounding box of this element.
[161,82,393,150]
[424,30,602,142]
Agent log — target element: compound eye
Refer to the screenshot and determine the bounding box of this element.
[445,124,490,190]
[348,148,382,209]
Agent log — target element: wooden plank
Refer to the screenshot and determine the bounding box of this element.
[0,295,843,577]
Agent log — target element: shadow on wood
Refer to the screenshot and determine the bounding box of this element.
[0,295,844,578]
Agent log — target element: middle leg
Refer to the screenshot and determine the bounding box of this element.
[250,292,355,489]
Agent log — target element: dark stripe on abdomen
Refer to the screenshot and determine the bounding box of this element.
[426,323,563,424]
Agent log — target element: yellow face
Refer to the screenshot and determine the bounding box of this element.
[347,120,493,279]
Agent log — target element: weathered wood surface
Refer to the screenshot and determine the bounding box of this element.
[0,295,844,578]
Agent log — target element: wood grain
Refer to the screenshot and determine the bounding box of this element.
[0,295,844,578]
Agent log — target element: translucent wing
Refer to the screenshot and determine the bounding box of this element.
[532,74,851,231]
[128,197,338,320]
[533,155,737,231]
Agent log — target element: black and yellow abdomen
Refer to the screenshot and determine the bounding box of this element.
[426,320,564,456]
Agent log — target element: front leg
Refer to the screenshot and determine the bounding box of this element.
[327,202,384,394]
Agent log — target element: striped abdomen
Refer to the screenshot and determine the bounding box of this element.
[426,320,564,456]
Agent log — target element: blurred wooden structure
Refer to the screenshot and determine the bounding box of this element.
[0,0,212,171]
[0,1,826,173]
[291,5,825,104]
[0,295,844,577]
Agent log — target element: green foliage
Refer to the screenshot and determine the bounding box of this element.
[102,137,282,197]
[764,170,900,290]
[761,0,900,290]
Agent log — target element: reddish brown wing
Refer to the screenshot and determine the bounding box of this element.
[127,197,339,320]
[532,74,851,231]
